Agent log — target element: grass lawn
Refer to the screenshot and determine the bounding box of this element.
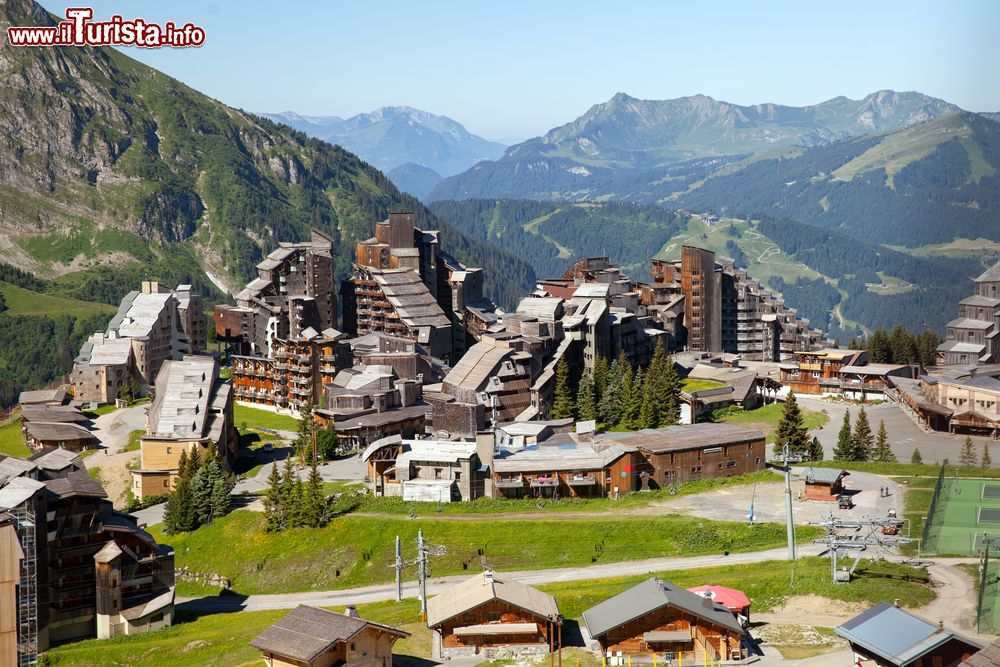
[43,557,932,667]
[234,404,300,432]
[123,429,144,453]
[0,416,29,457]
[235,430,289,478]
[346,470,781,516]
[681,378,726,392]
[152,510,822,596]
[716,403,828,443]
[0,281,115,318]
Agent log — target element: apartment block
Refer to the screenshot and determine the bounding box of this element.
[131,355,236,498]
[214,229,337,357]
[937,260,1000,366]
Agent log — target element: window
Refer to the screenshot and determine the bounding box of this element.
[726,461,737,468]
[434,468,443,479]
[691,465,702,474]
[166,447,172,454]
[488,612,501,622]
[454,472,461,481]
[163,480,169,488]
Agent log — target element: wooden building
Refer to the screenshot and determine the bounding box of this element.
[836,602,980,667]
[426,570,560,659]
[582,577,746,662]
[0,513,23,666]
[780,349,867,395]
[800,467,848,501]
[22,422,98,453]
[250,604,409,667]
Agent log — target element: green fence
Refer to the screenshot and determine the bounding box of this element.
[921,463,948,553]
[978,547,1000,634]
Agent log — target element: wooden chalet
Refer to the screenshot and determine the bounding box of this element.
[800,467,848,501]
[582,577,746,662]
[836,602,980,667]
[250,604,409,667]
[780,349,867,395]
[426,570,560,659]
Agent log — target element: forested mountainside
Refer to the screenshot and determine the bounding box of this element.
[429,199,986,340]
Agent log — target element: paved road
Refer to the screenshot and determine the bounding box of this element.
[178,544,826,612]
[799,396,996,466]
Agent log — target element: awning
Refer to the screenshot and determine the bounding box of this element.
[643,631,692,643]
[454,623,539,636]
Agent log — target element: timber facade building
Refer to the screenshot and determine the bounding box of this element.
[937,260,1000,366]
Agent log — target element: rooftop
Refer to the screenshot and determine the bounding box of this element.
[426,570,558,628]
[250,605,407,663]
[146,355,221,439]
[836,602,977,666]
[594,422,765,454]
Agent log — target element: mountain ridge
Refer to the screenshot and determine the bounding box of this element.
[260,106,506,178]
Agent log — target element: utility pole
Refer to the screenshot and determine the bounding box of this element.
[782,443,797,560]
[395,535,403,602]
[417,530,427,620]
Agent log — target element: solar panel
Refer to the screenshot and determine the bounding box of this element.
[979,507,1000,524]
[983,485,1000,499]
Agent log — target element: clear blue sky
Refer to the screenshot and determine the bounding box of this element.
[44,0,1000,143]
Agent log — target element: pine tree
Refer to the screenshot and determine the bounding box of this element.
[983,442,993,470]
[288,477,306,528]
[551,358,576,419]
[851,407,874,461]
[598,354,626,426]
[621,366,642,429]
[189,465,213,526]
[263,462,284,532]
[868,329,892,363]
[808,436,824,461]
[316,424,340,460]
[660,353,682,426]
[187,445,202,473]
[911,448,923,464]
[959,436,978,468]
[176,448,190,481]
[917,330,942,368]
[209,474,231,524]
[833,409,854,461]
[773,392,810,458]
[303,453,325,528]
[889,326,918,365]
[872,420,896,463]
[280,454,297,511]
[576,368,597,422]
[296,398,315,459]
[593,356,609,406]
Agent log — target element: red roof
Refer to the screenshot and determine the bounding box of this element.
[686,585,751,613]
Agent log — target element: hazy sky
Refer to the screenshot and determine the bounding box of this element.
[45,0,1000,143]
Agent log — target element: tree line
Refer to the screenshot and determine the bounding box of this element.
[163,446,236,533]
[849,326,942,367]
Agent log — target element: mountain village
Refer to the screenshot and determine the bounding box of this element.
[3,207,1000,666]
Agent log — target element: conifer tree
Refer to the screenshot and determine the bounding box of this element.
[598,355,626,426]
[872,420,896,462]
[187,445,202,473]
[868,329,892,363]
[296,398,315,459]
[851,407,874,461]
[303,453,325,528]
[833,409,853,461]
[263,462,284,532]
[621,366,642,429]
[280,454,297,511]
[176,448,190,481]
[551,358,576,419]
[911,448,923,464]
[959,436,978,468]
[209,474,231,524]
[576,368,597,422]
[288,477,306,528]
[316,424,340,460]
[773,392,810,458]
[593,356,609,406]
[660,352,682,426]
[808,436,824,461]
[983,442,993,470]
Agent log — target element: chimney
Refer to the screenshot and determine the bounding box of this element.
[345,605,360,619]
[893,599,900,608]
[938,620,944,632]
[484,569,494,585]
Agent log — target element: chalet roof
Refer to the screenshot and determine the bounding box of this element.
[20,404,88,424]
[322,404,429,430]
[396,440,477,467]
[583,577,743,638]
[29,447,83,471]
[595,423,765,454]
[836,602,979,666]
[937,340,987,354]
[962,637,1000,666]
[961,295,1000,308]
[426,570,558,628]
[85,336,133,366]
[946,317,994,331]
[839,364,908,376]
[45,470,107,499]
[23,422,95,443]
[0,458,38,486]
[121,586,175,621]
[17,387,68,405]
[94,541,123,563]
[800,467,847,484]
[115,291,173,339]
[0,476,46,509]
[794,348,857,361]
[493,439,626,474]
[250,605,408,663]
[974,261,1000,283]
[516,297,563,321]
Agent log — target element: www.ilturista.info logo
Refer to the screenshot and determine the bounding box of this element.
[7,7,205,48]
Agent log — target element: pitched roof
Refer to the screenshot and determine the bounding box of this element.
[594,422,765,454]
[44,470,108,499]
[801,467,847,484]
[17,387,68,405]
[250,605,408,663]
[146,356,220,439]
[836,602,978,666]
[426,571,558,628]
[0,476,46,509]
[686,585,751,613]
[975,261,1000,283]
[370,269,450,329]
[583,577,743,638]
[961,637,1000,666]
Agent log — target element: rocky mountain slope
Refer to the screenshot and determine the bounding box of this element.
[0,0,534,310]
